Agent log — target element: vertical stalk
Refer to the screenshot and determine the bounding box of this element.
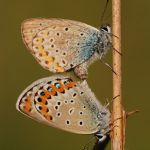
[111,0,125,150]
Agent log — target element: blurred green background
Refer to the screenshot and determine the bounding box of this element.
[0,0,149,149]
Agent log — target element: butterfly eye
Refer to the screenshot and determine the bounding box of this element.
[101,25,111,33]
[102,27,108,32]
[97,134,103,139]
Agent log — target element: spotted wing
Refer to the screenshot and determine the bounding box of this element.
[21,18,99,73]
[16,75,104,134]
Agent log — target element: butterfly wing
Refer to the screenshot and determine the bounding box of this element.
[16,75,104,134]
[21,18,99,73]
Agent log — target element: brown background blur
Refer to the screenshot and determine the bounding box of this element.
[0,0,149,149]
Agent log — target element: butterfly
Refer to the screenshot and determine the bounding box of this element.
[21,18,112,79]
[16,75,111,142]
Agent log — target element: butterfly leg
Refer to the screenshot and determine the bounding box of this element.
[74,62,88,79]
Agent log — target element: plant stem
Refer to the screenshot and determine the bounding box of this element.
[111,0,125,149]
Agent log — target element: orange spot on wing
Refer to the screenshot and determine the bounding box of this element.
[44,114,53,121]
[54,63,64,72]
[40,106,48,114]
[54,81,65,93]
[39,96,47,104]
[44,91,52,97]
[23,96,32,113]
[36,99,49,116]
[64,82,76,89]
[48,85,58,95]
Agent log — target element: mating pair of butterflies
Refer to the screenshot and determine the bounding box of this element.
[16,18,112,142]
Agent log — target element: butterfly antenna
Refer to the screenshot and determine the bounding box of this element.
[104,95,120,109]
[82,136,96,150]
[100,0,110,23]
[100,59,118,75]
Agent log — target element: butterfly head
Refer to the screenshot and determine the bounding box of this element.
[96,108,111,142]
[97,24,112,58]
[95,133,107,143]
[100,24,111,33]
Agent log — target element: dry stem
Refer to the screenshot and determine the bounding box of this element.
[111,0,125,149]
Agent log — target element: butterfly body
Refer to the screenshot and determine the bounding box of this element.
[22,18,112,79]
[16,75,110,140]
